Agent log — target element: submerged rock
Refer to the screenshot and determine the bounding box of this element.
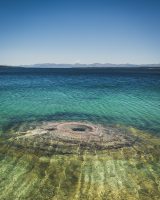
[7,121,137,155]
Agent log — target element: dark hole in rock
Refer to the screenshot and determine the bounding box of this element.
[72,127,86,132]
[46,127,56,131]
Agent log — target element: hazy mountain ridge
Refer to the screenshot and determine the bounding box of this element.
[0,63,160,68]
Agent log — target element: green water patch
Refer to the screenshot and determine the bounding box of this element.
[0,125,160,200]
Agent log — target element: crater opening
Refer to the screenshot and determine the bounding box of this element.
[72,127,86,132]
[65,124,93,132]
[46,127,56,131]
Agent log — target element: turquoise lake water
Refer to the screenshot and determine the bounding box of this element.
[0,67,160,134]
[0,67,160,200]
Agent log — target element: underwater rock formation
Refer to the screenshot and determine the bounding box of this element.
[8,122,137,155]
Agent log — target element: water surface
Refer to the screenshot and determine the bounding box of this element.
[0,67,160,134]
[0,67,160,200]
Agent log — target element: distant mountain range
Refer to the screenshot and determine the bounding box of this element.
[1,63,160,68]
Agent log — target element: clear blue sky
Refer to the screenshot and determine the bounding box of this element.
[0,0,160,65]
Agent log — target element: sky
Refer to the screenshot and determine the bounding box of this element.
[0,0,160,65]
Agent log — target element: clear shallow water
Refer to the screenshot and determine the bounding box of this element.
[0,67,160,134]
